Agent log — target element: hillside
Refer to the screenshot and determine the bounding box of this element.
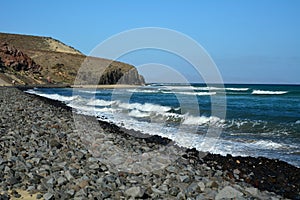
[0,32,82,55]
[0,32,145,86]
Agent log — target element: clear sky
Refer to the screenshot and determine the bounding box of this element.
[1,0,300,84]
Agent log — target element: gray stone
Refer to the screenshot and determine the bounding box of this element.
[271,197,280,200]
[74,197,84,200]
[179,175,190,183]
[65,170,74,181]
[67,189,75,196]
[89,163,99,169]
[119,185,126,190]
[214,170,223,176]
[245,187,258,197]
[125,186,145,198]
[206,181,219,188]
[49,139,63,149]
[176,191,186,200]
[4,166,10,173]
[27,185,35,191]
[215,186,243,200]
[57,176,67,186]
[100,165,108,171]
[46,178,54,185]
[166,165,177,173]
[198,181,205,192]
[75,188,87,197]
[169,186,180,196]
[233,169,241,174]
[186,182,200,195]
[88,157,98,162]
[37,184,46,191]
[96,177,104,184]
[196,194,205,200]
[8,176,19,185]
[159,184,168,192]
[105,174,116,182]
[151,187,165,195]
[43,192,54,200]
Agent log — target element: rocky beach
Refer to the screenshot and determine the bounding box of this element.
[0,87,299,200]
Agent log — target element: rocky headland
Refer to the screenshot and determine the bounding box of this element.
[0,87,299,199]
[0,33,145,86]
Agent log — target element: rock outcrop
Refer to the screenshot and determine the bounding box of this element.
[0,42,41,73]
[99,66,145,85]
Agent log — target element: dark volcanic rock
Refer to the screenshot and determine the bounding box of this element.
[0,42,41,73]
[202,153,300,200]
[99,66,145,85]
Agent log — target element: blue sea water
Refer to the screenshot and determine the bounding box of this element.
[26,84,300,167]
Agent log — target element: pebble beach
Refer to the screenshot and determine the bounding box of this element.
[0,87,299,200]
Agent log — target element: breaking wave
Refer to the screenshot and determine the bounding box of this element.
[26,89,79,102]
[87,99,115,106]
[252,90,288,95]
[226,88,249,91]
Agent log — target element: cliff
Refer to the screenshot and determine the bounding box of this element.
[0,32,145,85]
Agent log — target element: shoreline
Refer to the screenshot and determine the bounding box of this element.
[2,84,143,90]
[70,84,144,89]
[20,87,300,199]
[0,86,299,199]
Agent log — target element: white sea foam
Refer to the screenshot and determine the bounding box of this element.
[195,87,249,92]
[87,99,114,106]
[179,91,216,96]
[25,89,40,95]
[164,86,198,90]
[117,102,171,113]
[26,89,79,102]
[127,89,159,93]
[251,140,283,149]
[161,91,216,96]
[128,110,150,118]
[198,86,227,91]
[182,115,224,125]
[69,103,116,114]
[226,88,249,91]
[252,90,288,95]
[158,86,225,91]
[295,120,300,124]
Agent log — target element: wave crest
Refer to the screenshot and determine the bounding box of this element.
[252,90,288,95]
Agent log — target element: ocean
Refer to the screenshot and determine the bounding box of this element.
[26,84,300,167]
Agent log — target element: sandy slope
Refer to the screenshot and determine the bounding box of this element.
[45,38,82,55]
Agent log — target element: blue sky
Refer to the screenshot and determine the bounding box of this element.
[1,0,300,84]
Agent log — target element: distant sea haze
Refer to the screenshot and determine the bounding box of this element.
[27,84,300,167]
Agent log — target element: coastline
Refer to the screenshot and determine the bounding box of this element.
[0,86,299,199]
[70,84,144,89]
[6,84,143,90]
